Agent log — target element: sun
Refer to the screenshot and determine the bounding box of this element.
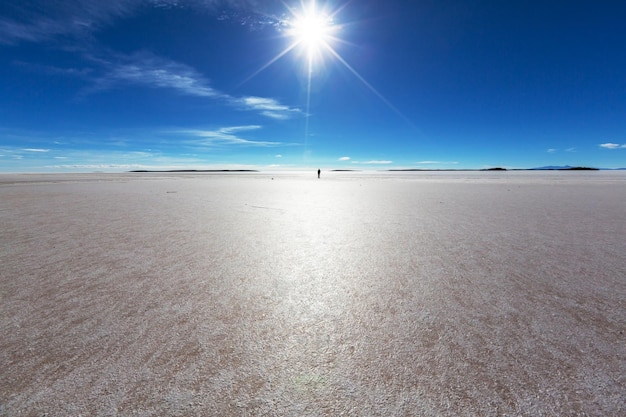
[239,1,343,82]
[288,7,334,58]
[239,1,409,157]
[285,1,338,66]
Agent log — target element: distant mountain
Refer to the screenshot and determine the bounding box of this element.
[529,165,599,171]
[530,165,572,170]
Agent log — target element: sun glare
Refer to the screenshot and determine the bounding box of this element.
[280,0,343,70]
[239,1,342,83]
[288,9,334,58]
[241,1,408,145]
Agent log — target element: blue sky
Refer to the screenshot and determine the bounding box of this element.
[1,0,625,172]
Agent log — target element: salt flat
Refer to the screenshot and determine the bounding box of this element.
[1,171,625,416]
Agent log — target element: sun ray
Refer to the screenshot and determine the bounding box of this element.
[322,44,415,127]
[239,0,413,156]
[237,41,299,88]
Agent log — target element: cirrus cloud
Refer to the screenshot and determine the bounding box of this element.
[237,96,301,120]
[87,52,220,98]
[178,125,281,147]
[3,3,301,120]
[0,1,276,45]
[84,52,300,119]
[416,160,459,165]
[365,160,393,164]
[599,143,626,149]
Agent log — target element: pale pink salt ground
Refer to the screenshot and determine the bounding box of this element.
[1,171,624,416]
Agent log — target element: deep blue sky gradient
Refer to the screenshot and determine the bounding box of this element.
[1,0,625,171]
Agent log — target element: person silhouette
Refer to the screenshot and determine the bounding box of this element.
[317,169,321,179]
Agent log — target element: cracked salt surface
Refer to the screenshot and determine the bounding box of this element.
[1,171,625,416]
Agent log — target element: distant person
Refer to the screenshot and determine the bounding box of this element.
[317,169,321,179]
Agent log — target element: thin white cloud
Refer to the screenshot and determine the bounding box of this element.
[547,148,557,153]
[113,66,216,97]
[4,3,299,120]
[238,96,301,120]
[338,156,350,161]
[49,164,147,170]
[600,143,626,149]
[88,52,219,98]
[275,154,282,158]
[22,148,50,152]
[13,61,94,78]
[180,125,281,147]
[85,52,300,119]
[0,0,144,44]
[416,160,459,165]
[365,160,393,164]
[43,162,267,172]
[566,147,576,152]
[0,1,283,45]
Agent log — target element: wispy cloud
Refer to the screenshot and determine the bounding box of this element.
[338,156,350,161]
[179,125,281,147]
[238,96,301,120]
[13,61,94,78]
[87,52,219,98]
[4,3,300,120]
[22,148,51,152]
[547,148,577,153]
[2,136,288,172]
[0,0,144,44]
[49,164,146,170]
[599,143,626,149]
[365,160,393,164]
[45,162,265,171]
[0,1,283,45]
[348,159,394,165]
[416,160,459,165]
[85,52,300,119]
